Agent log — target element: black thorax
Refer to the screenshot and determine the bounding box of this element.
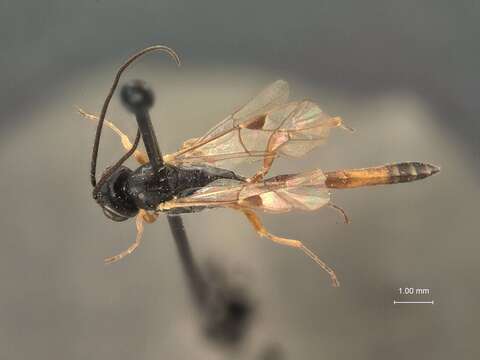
[95,163,243,221]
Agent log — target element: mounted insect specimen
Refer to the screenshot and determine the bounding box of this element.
[80,45,440,287]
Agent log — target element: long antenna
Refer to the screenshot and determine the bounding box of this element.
[90,45,180,189]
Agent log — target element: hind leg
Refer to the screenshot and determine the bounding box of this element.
[241,209,339,287]
[246,155,276,183]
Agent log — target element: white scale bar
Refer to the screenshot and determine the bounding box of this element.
[393,300,434,304]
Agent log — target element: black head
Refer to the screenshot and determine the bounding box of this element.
[94,166,139,222]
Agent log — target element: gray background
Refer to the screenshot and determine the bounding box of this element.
[0,1,478,359]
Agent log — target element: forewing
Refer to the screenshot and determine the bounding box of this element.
[158,170,330,213]
[194,79,290,143]
[255,100,344,158]
[164,80,286,167]
[164,81,346,172]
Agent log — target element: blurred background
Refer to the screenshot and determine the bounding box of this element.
[0,1,478,359]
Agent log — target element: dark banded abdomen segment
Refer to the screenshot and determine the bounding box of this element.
[324,162,440,189]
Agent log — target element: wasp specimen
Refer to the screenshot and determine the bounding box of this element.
[80,45,440,287]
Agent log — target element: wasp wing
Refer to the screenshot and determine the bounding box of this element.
[158,169,330,213]
[177,79,289,149]
[164,80,347,173]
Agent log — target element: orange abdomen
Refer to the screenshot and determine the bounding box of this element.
[325,162,440,189]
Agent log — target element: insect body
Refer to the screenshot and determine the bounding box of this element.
[96,162,243,221]
[81,46,439,287]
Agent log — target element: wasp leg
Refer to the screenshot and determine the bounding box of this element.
[241,209,340,287]
[77,107,148,165]
[141,211,158,224]
[327,202,350,224]
[104,210,156,264]
[247,155,276,183]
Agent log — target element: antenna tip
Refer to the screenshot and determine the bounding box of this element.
[121,80,155,113]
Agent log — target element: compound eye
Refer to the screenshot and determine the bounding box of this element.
[102,206,129,222]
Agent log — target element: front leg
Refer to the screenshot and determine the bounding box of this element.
[77,107,149,165]
[104,210,158,264]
